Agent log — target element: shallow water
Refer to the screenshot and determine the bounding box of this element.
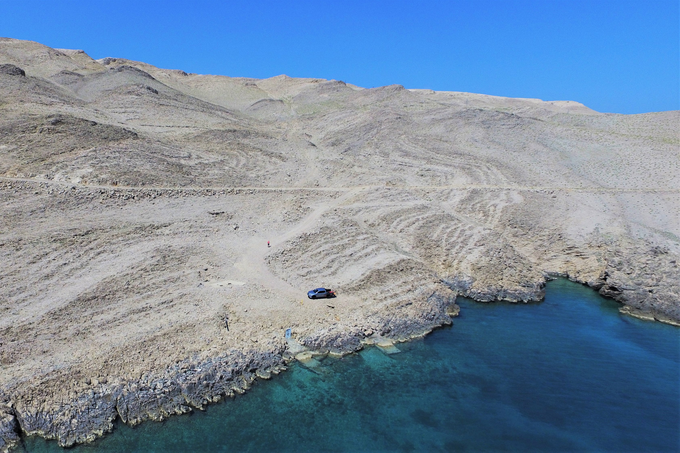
[24,279,680,452]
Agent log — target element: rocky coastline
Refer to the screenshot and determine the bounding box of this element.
[0,348,286,451]
[2,275,677,452]
[1,38,678,452]
[1,179,677,452]
[0,290,459,452]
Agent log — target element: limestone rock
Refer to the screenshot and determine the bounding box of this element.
[0,64,25,77]
[0,36,678,450]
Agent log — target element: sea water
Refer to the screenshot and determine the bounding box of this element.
[24,279,680,452]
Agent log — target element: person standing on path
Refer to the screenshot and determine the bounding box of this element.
[267,241,270,247]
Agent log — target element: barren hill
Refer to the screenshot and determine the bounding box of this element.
[0,37,678,450]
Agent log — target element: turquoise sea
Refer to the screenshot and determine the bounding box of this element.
[24,279,680,452]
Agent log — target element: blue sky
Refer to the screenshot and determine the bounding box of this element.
[1,0,677,114]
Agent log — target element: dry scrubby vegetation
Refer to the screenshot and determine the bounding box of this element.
[0,38,678,450]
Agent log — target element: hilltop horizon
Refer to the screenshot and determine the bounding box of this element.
[1,0,677,114]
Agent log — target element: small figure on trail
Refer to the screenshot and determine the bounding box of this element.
[267,241,270,248]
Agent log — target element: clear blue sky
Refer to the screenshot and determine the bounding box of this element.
[1,0,677,114]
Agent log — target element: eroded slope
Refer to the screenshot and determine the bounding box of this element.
[0,38,678,451]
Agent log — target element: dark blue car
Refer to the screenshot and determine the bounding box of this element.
[307,288,336,299]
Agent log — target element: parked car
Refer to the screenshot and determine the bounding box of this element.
[307,288,336,299]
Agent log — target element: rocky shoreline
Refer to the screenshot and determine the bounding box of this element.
[0,348,286,451]
[2,277,677,452]
[2,38,678,452]
[0,290,458,452]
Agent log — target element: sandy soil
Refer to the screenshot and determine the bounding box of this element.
[0,37,678,450]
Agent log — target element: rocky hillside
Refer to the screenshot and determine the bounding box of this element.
[0,37,678,450]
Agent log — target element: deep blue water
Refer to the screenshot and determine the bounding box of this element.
[24,279,680,452]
